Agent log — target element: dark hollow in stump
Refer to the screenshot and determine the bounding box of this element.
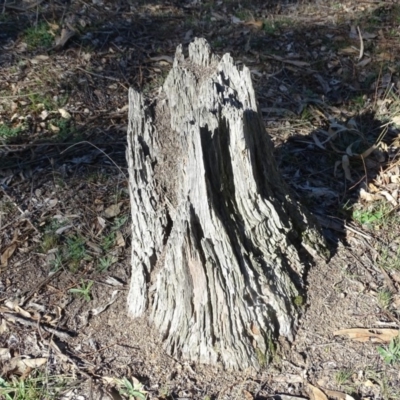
[127,38,328,370]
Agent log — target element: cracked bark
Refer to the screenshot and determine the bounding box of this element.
[126,38,328,370]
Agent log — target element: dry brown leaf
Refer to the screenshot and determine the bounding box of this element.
[49,123,60,133]
[54,28,75,48]
[392,116,400,126]
[14,305,31,319]
[104,202,123,218]
[380,190,397,207]
[0,319,7,334]
[357,57,371,67]
[242,390,253,400]
[115,230,125,248]
[3,357,47,375]
[334,328,399,343]
[1,243,17,267]
[268,54,310,67]
[338,46,359,56]
[22,358,47,368]
[322,388,355,400]
[58,108,71,120]
[359,188,382,202]
[368,183,380,193]
[244,20,263,29]
[0,348,11,361]
[308,383,328,400]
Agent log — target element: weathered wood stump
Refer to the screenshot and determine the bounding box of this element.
[126,38,327,370]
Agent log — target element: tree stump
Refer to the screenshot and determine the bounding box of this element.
[126,38,328,370]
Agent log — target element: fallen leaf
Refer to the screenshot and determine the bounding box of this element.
[392,115,400,126]
[0,348,11,361]
[14,305,31,319]
[3,357,47,375]
[1,244,17,267]
[334,328,399,343]
[322,388,355,400]
[242,390,253,400]
[104,202,122,218]
[115,230,125,247]
[359,188,382,202]
[308,383,328,400]
[0,319,7,334]
[380,190,397,207]
[58,108,71,119]
[49,123,60,133]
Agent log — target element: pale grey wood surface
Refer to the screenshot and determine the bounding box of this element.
[127,38,326,369]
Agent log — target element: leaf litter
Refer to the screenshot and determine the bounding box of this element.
[1,0,400,399]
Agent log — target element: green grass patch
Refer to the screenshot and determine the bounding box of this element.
[334,369,353,386]
[0,124,23,138]
[352,202,391,229]
[65,234,89,271]
[377,288,393,309]
[379,245,400,271]
[101,232,115,252]
[0,373,70,400]
[23,23,54,50]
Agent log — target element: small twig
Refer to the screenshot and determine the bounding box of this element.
[2,312,73,340]
[75,66,129,90]
[81,341,119,356]
[49,340,93,379]
[0,187,40,234]
[3,0,44,11]
[20,270,62,307]
[0,92,41,99]
[357,26,364,60]
[60,141,127,179]
[343,222,373,240]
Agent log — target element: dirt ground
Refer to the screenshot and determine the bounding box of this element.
[1,0,400,399]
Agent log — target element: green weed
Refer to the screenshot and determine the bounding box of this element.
[51,119,78,141]
[98,256,114,273]
[101,232,115,252]
[41,233,59,253]
[377,289,393,309]
[69,280,93,302]
[0,124,22,138]
[263,20,278,35]
[235,9,252,21]
[334,369,353,386]
[65,235,89,271]
[23,23,53,49]
[112,215,129,231]
[49,251,64,272]
[378,335,400,364]
[0,373,69,400]
[293,295,305,307]
[352,202,389,228]
[117,377,147,400]
[379,246,400,271]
